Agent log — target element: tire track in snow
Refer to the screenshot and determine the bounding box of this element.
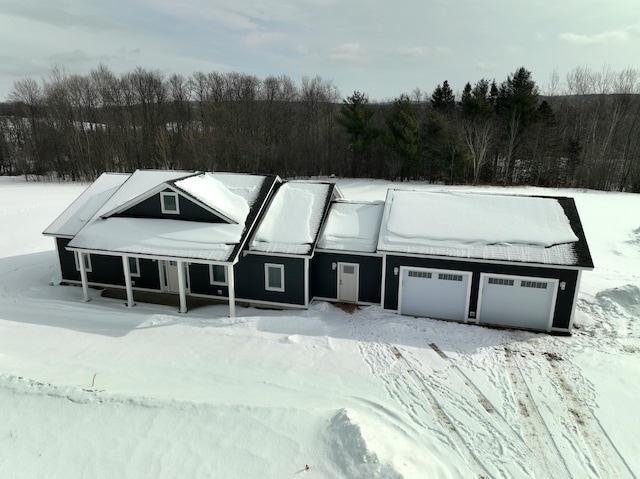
[357,339,491,478]
[543,354,636,479]
[398,345,535,479]
[357,333,533,478]
[503,347,573,479]
[426,343,537,452]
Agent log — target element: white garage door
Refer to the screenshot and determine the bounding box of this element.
[477,274,558,331]
[399,267,471,321]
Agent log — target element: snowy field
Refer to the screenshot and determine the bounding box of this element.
[0,176,639,479]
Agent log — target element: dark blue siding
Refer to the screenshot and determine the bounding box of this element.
[189,263,229,298]
[56,237,80,282]
[118,189,227,223]
[311,252,382,303]
[234,254,306,306]
[383,255,579,330]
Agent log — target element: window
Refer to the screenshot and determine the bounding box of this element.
[74,252,92,272]
[210,264,227,285]
[488,277,514,286]
[265,263,285,292]
[438,273,463,282]
[161,191,179,214]
[521,280,548,289]
[408,270,432,279]
[128,257,140,277]
[343,265,356,274]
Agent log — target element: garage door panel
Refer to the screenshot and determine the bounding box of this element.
[478,274,557,331]
[400,268,470,321]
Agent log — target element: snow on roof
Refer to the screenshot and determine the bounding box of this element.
[378,190,581,266]
[43,173,129,237]
[317,201,384,253]
[68,217,243,262]
[66,171,272,262]
[250,181,332,255]
[174,173,259,224]
[97,170,195,218]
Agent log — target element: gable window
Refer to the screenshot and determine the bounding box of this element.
[128,257,141,277]
[209,264,227,285]
[161,191,179,214]
[265,263,285,292]
[74,252,92,272]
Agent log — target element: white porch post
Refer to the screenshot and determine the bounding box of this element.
[227,264,236,318]
[122,256,135,308]
[78,252,90,302]
[177,260,187,313]
[304,257,310,307]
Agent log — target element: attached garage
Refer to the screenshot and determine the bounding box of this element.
[377,190,594,333]
[477,274,559,331]
[399,267,471,321]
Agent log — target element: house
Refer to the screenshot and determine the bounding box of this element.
[44,171,593,334]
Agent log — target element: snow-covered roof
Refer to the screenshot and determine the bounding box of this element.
[377,190,584,266]
[98,170,194,218]
[174,173,263,224]
[317,201,384,253]
[250,181,333,255]
[67,171,273,262]
[43,173,129,237]
[68,217,242,261]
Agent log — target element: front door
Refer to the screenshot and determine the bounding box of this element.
[162,261,189,293]
[338,263,359,303]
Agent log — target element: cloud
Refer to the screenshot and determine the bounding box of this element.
[242,31,287,47]
[559,28,631,46]
[395,46,450,57]
[328,43,367,62]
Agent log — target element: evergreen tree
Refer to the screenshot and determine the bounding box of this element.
[430,80,455,114]
[336,91,378,176]
[495,67,540,183]
[384,94,419,179]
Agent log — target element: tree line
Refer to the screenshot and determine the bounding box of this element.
[0,64,639,191]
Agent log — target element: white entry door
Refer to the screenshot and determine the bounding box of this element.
[162,261,189,293]
[338,263,359,302]
[399,267,471,321]
[477,274,558,331]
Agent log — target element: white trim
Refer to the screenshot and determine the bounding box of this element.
[476,272,559,332]
[177,260,187,313]
[246,250,313,259]
[304,257,310,307]
[337,262,359,303]
[209,264,228,285]
[122,256,135,308]
[227,264,236,318]
[160,191,180,214]
[78,252,90,302]
[128,257,141,278]
[264,263,285,292]
[315,248,382,257]
[380,254,387,309]
[567,270,582,331]
[66,247,234,266]
[74,251,92,273]
[398,266,472,322]
[381,251,593,271]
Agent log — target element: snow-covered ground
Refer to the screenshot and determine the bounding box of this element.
[0,176,638,479]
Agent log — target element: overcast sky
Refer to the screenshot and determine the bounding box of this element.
[1,0,639,102]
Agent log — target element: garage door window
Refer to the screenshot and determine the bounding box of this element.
[521,280,548,289]
[438,273,463,281]
[408,271,432,279]
[488,277,514,286]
